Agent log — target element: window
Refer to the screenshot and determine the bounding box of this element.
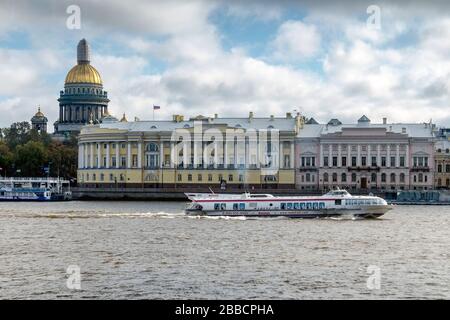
[391,156,396,167]
[332,173,337,182]
[177,174,182,182]
[228,174,233,182]
[371,173,377,182]
[324,156,329,167]
[352,173,357,182]
[146,143,159,152]
[233,203,239,210]
[361,156,366,166]
[438,164,442,173]
[390,173,396,183]
[306,173,311,182]
[381,173,386,182]
[446,165,450,172]
[120,174,124,181]
[332,157,338,166]
[109,174,114,181]
[341,156,347,167]
[239,175,244,182]
[381,157,386,167]
[188,174,192,182]
[121,156,126,167]
[112,156,117,167]
[198,174,202,181]
[208,174,213,182]
[341,173,347,182]
[100,173,104,181]
[323,173,329,182]
[400,156,405,167]
[132,155,138,167]
[239,203,245,210]
[103,157,107,167]
[400,173,405,183]
[418,173,423,182]
[352,156,357,166]
[371,156,377,167]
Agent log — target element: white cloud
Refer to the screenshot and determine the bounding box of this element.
[271,21,321,61]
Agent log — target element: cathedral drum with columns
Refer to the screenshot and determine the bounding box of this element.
[54,39,109,134]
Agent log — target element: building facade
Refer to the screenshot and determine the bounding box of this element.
[54,39,109,134]
[77,112,303,191]
[435,130,450,189]
[296,116,436,191]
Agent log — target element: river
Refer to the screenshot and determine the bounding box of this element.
[0,201,449,299]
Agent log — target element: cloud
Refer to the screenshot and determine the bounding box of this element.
[271,20,321,61]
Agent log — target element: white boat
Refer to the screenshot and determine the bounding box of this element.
[0,177,72,201]
[185,189,393,219]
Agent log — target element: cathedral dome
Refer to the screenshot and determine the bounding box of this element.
[65,64,102,85]
[64,39,103,85]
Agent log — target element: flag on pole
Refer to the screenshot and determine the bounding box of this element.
[153,105,161,110]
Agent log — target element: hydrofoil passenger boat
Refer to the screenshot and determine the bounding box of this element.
[185,189,392,219]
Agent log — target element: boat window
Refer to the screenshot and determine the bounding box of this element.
[249,203,257,208]
[233,203,239,210]
[313,202,319,210]
[306,202,312,210]
[281,203,286,209]
[319,202,325,209]
[220,203,226,210]
[214,203,220,210]
[300,203,305,210]
[239,203,245,210]
[294,203,300,209]
[287,203,293,209]
[335,199,342,205]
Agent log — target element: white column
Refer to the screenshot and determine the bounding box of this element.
[320,144,324,167]
[214,140,218,168]
[387,145,391,167]
[97,143,101,168]
[138,142,142,168]
[405,144,409,168]
[279,141,283,169]
[347,145,351,166]
[170,142,175,168]
[367,145,371,166]
[115,142,119,168]
[106,143,110,168]
[90,143,94,168]
[338,144,342,167]
[78,144,83,168]
[160,141,164,168]
[127,142,131,168]
[290,142,295,169]
[377,144,381,166]
[255,140,258,168]
[83,144,87,168]
[328,144,332,168]
[396,144,400,167]
[357,145,361,166]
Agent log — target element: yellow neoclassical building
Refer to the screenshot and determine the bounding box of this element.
[77,112,304,191]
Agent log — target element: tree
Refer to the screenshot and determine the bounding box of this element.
[14,141,48,177]
[0,142,13,176]
[3,121,32,149]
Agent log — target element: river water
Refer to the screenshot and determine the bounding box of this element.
[0,201,449,299]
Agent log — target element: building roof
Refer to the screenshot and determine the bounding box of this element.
[90,116,298,132]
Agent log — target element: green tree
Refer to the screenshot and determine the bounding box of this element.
[0,141,13,176]
[14,141,48,177]
[47,141,78,179]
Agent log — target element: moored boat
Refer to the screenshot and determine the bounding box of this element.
[185,189,392,219]
[0,177,72,201]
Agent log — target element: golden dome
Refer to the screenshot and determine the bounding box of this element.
[65,63,102,85]
[35,107,44,117]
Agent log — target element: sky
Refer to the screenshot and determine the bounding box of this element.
[0,0,450,130]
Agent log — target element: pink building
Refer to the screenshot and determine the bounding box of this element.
[295,116,435,191]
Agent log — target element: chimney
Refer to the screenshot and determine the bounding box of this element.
[286,112,292,119]
[248,111,254,122]
[383,117,387,124]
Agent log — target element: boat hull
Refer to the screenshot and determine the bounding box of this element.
[185,205,393,219]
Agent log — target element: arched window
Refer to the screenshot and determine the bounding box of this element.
[390,173,396,183]
[332,172,337,182]
[146,143,159,152]
[438,178,442,186]
[400,173,405,183]
[381,173,386,182]
[418,173,423,182]
[371,173,377,182]
[341,173,347,182]
[323,173,329,182]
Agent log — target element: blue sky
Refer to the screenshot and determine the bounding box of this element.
[0,0,449,130]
